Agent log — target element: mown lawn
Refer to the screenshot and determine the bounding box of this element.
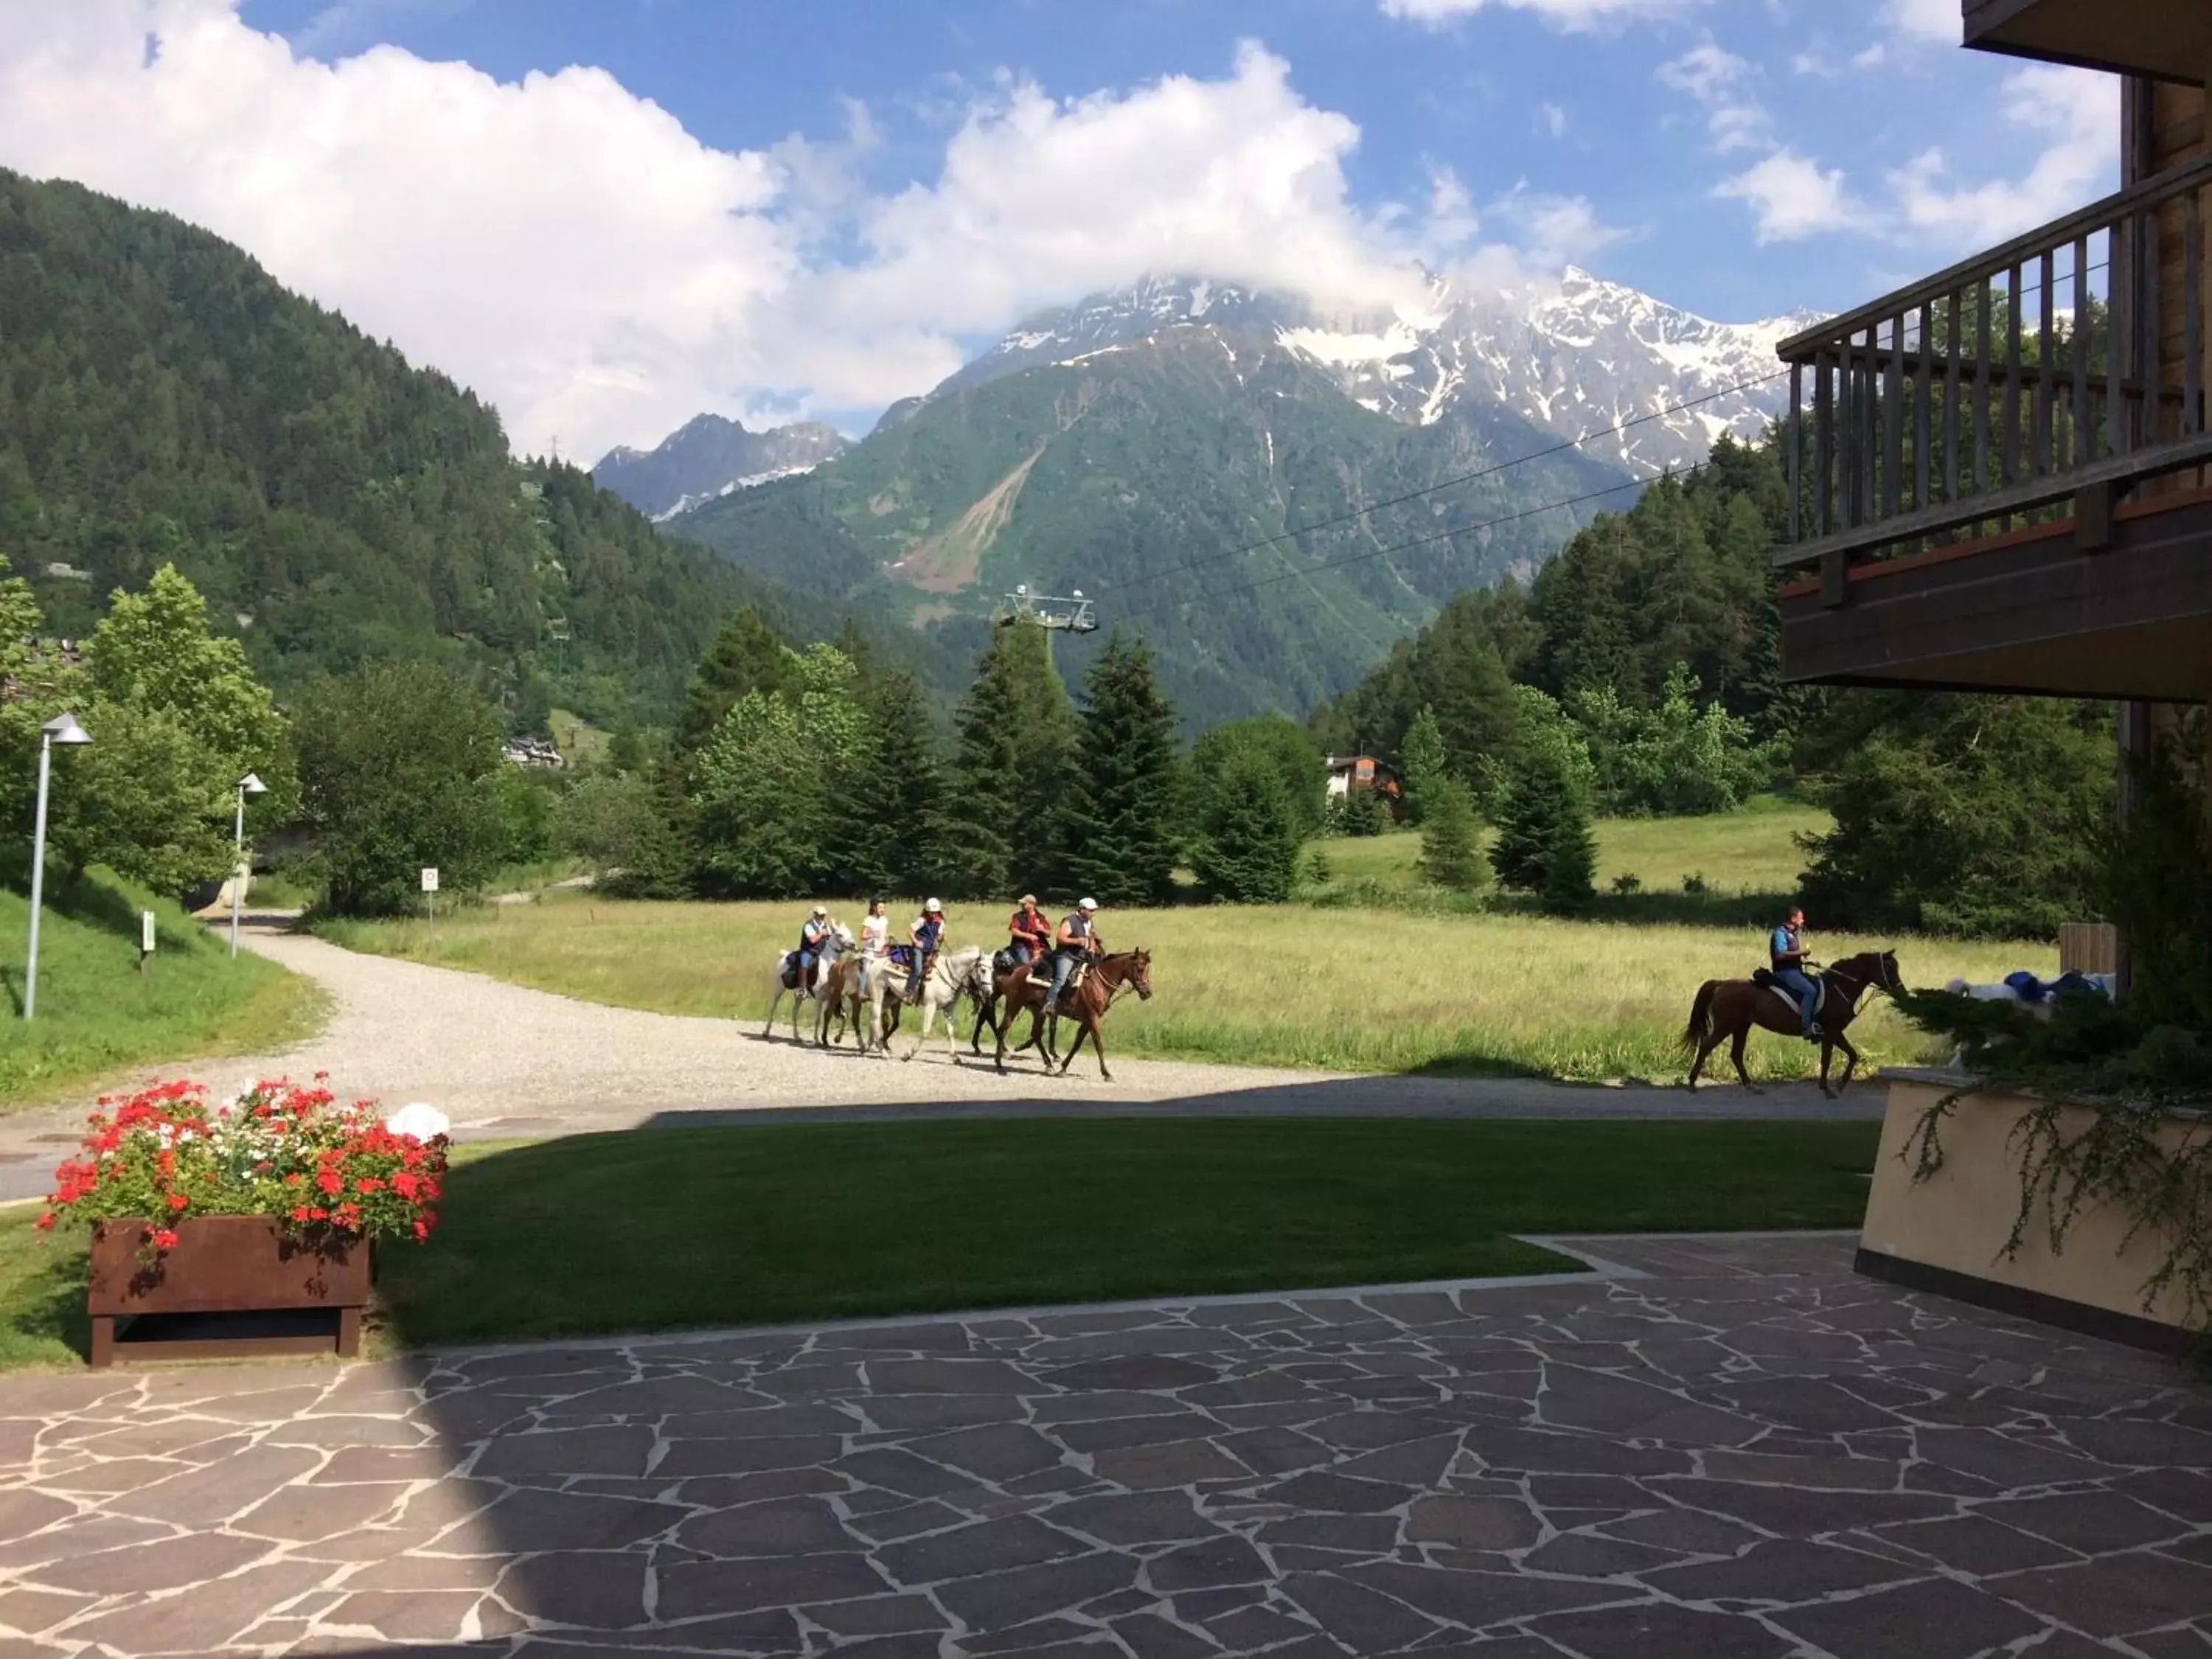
[0,1116,1883,1363]
[0,870,324,1110]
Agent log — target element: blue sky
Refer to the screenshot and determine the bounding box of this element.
[0,1,2118,457]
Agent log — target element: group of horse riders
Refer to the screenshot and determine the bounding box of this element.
[789,892,1105,1014]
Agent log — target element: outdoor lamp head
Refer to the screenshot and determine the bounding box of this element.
[41,712,90,745]
[239,772,268,795]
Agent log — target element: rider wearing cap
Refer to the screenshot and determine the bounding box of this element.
[796,904,832,991]
[1047,897,1101,1011]
[1006,894,1052,968]
[905,899,945,1002]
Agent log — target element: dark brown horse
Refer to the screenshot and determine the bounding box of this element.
[1683,950,1902,1098]
[992,950,1154,1079]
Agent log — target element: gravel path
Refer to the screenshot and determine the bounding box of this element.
[0,919,1882,1197]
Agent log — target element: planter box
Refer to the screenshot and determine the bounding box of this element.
[87,1216,371,1368]
[1859,1074,2201,1355]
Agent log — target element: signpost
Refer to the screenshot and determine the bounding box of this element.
[139,911,155,977]
[421,867,439,926]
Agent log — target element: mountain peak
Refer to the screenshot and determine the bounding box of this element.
[592,414,851,520]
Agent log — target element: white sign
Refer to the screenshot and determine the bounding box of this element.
[140,911,156,953]
[420,868,440,894]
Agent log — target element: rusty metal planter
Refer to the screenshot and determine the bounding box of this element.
[87,1216,371,1367]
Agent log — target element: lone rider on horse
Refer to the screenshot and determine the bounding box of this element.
[1046,897,1101,1012]
[905,899,946,1004]
[795,905,832,991]
[1006,894,1052,969]
[1770,906,1820,1040]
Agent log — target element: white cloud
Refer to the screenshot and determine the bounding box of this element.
[1538,101,1568,138]
[1879,0,1958,45]
[1380,0,1701,31]
[1888,64,2116,246]
[1716,149,1874,243]
[1655,42,1769,153]
[1489,188,1625,267]
[6,6,1575,460]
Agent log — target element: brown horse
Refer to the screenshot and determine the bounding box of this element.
[1682,950,1902,1098]
[992,950,1154,1079]
[815,955,869,1048]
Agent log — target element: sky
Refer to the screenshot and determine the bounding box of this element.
[0,0,2119,464]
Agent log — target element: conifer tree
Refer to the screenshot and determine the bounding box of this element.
[678,608,796,753]
[1195,748,1301,903]
[1065,633,1182,907]
[830,669,953,897]
[1399,706,1448,825]
[947,622,1077,897]
[1416,776,1486,892]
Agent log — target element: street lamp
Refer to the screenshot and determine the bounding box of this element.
[230,772,268,959]
[23,712,91,1022]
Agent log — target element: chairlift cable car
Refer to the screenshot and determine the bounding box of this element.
[992,583,1098,633]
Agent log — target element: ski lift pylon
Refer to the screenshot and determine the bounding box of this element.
[992,585,1097,633]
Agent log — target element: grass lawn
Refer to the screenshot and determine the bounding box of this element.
[1314,796,1829,910]
[0,1116,1882,1363]
[325,888,2035,1083]
[0,870,324,1111]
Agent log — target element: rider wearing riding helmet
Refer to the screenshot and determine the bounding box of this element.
[1047,897,1100,1010]
[1006,894,1051,967]
[796,905,832,990]
[905,899,945,1001]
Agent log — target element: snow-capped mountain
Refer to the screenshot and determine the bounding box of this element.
[889,271,1821,473]
[593,414,851,521]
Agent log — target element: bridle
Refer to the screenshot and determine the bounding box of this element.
[1821,955,1899,1006]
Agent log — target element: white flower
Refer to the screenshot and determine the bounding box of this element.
[385,1103,451,1142]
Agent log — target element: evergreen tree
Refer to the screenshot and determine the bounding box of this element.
[1065,633,1183,908]
[947,622,1078,897]
[1399,706,1448,825]
[1190,715,1328,838]
[830,669,953,897]
[1489,689,1597,908]
[1416,776,1486,891]
[678,607,797,753]
[1194,748,1301,903]
[1538,796,1598,912]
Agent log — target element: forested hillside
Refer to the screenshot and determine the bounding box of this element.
[0,170,773,728]
[674,324,1627,728]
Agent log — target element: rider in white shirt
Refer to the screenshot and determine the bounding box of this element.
[859,897,890,994]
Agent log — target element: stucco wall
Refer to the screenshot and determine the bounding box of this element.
[1861,1078,2202,1333]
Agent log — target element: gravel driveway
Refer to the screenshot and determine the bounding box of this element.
[0,919,1882,1199]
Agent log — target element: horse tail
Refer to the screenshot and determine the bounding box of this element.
[1682,981,1719,1052]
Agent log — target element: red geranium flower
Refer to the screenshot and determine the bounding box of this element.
[166,1193,189,1211]
[150,1228,179,1251]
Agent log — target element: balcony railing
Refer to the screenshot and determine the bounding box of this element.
[1775,152,2212,596]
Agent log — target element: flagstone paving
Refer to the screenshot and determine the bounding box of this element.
[4,1234,2211,1657]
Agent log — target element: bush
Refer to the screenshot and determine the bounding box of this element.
[1326,790,1390,837]
[1573,663,1781,817]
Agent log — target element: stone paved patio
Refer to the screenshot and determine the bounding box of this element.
[4,1234,2211,1658]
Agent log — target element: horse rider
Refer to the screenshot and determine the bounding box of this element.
[859,897,889,995]
[796,905,832,992]
[1770,905,1822,1040]
[1006,894,1052,969]
[1046,897,1101,1012]
[905,898,946,1003]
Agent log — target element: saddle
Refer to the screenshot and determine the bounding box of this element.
[1751,967,1826,1020]
[1048,961,1091,1012]
[781,951,825,994]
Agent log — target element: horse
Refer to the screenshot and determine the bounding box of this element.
[968,953,1046,1061]
[1682,949,1902,1098]
[761,923,852,1043]
[865,945,990,1062]
[992,949,1153,1080]
[815,953,870,1048]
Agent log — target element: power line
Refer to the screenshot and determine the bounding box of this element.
[1105,366,1789,596]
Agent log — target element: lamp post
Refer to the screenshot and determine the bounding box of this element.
[23,712,91,1022]
[230,772,267,959]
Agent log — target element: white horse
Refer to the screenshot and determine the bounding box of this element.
[866,946,990,1062]
[762,923,853,1042]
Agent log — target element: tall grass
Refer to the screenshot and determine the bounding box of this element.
[328,889,2037,1084]
[0,870,324,1109]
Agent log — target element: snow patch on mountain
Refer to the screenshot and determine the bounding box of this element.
[649,463,824,524]
[594,414,850,519]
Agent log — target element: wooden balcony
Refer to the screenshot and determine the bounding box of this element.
[1964,0,2212,86]
[1773,153,2212,700]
